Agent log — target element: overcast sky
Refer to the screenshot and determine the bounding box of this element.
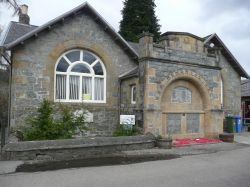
[0,0,249,76]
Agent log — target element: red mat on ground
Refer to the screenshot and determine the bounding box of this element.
[173,138,222,147]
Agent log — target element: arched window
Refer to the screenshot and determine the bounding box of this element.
[171,87,192,103]
[55,49,106,103]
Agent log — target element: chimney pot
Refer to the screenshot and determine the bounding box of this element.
[19,4,30,25]
[20,4,28,15]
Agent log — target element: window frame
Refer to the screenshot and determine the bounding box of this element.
[131,85,136,104]
[54,49,106,103]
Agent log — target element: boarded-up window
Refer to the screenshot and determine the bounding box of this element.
[186,113,200,133]
[171,87,191,103]
[167,114,181,134]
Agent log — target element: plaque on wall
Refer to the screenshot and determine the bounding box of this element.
[120,115,135,125]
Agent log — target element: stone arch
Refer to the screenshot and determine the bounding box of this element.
[160,70,211,110]
[159,70,212,138]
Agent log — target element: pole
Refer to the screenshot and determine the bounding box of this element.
[1,119,5,148]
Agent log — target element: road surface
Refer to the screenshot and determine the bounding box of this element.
[1,145,250,187]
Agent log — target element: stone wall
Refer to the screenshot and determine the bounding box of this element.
[138,33,240,138]
[220,55,241,116]
[11,13,137,136]
[2,135,155,161]
[159,34,204,53]
[120,77,143,127]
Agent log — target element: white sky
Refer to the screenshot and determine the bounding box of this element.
[0,0,249,76]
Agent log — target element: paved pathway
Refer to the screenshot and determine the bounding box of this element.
[234,132,250,145]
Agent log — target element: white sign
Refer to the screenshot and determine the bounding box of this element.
[120,115,135,125]
[85,111,93,122]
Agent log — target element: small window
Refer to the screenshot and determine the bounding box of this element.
[65,50,80,62]
[83,51,96,65]
[93,62,104,75]
[71,64,90,73]
[131,85,136,104]
[56,58,69,72]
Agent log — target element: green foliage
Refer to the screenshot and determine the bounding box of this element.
[0,0,20,16]
[156,134,163,140]
[119,0,161,42]
[112,124,141,137]
[23,99,88,141]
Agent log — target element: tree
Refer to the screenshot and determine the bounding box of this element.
[0,0,20,15]
[119,0,161,42]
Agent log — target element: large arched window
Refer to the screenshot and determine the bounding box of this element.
[55,49,106,103]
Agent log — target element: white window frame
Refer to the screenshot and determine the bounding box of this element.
[54,49,106,103]
[131,85,136,104]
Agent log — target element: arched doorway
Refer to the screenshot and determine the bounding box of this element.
[160,74,211,138]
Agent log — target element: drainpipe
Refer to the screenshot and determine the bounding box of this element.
[118,79,122,125]
[7,54,12,142]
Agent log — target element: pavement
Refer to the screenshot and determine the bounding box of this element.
[2,145,250,187]
[0,161,23,175]
[0,132,250,175]
[234,132,250,145]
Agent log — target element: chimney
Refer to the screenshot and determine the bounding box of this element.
[138,32,154,58]
[19,4,30,24]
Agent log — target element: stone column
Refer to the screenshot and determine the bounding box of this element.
[138,32,154,58]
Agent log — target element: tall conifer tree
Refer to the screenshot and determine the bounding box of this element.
[119,0,161,42]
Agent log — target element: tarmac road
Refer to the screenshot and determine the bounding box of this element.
[1,144,250,187]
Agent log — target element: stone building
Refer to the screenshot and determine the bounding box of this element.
[1,2,249,139]
[241,79,250,121]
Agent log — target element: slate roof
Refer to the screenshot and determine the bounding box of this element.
[119,67,138,80]
[1,21,37,45]
[2,2,138,60]
[204,33,249,79]
[242,79,250,97]
[127,42,140,55]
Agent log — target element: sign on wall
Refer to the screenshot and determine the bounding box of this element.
[120,115,135,125]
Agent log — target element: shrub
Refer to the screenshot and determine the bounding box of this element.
[112,124,140,137]
[23,99,87,141]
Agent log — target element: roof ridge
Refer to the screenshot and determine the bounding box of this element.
[3,2,138,59]
[161,31,205,41]
[10,21,38,28]
[204,33,249,79]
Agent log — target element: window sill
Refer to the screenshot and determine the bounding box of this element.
[54,99,106,104]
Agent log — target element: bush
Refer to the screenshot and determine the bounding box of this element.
[23,99,88,141]
[112,124,140,137]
